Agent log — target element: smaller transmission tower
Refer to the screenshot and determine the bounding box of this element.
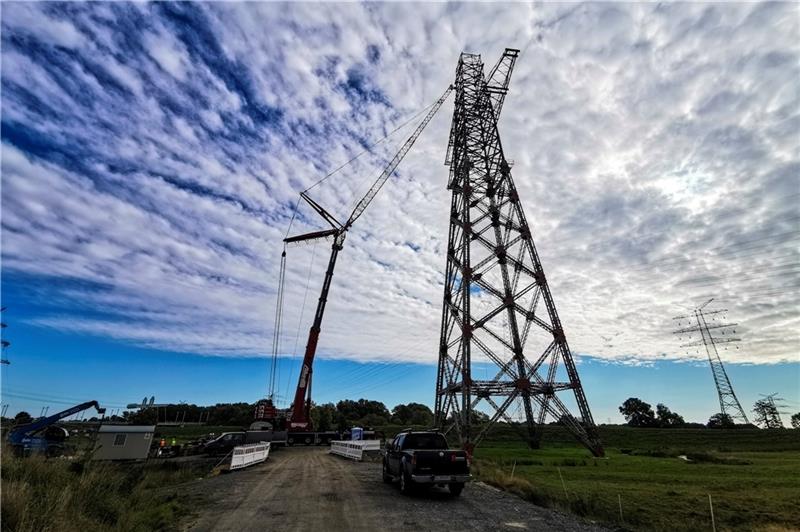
[752,393,784,429]
[673,298,749,424]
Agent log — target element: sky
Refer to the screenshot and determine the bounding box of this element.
[1,3,798,424]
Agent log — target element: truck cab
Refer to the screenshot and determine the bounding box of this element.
[382,430,471,496]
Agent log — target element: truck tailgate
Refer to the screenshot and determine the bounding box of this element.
[412,450,469,475]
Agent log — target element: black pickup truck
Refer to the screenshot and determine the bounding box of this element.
[382,430,471,496]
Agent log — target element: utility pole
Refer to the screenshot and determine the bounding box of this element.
[674,298,749,424]
[434,48,603,456]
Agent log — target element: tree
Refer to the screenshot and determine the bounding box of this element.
[655,403,685,428]
[752,397,783,429]
[14,411,32,425]
[707,412,735,428]
[619,398,657,427]
[310,403,337,432]
[391,403,433,426]
[791,413,800,429]
[126,408,157,425]
[335,399,390,428]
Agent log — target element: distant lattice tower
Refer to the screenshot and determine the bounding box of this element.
[753,394,784,429]
[434,49,604,457]
[673,299,749,424]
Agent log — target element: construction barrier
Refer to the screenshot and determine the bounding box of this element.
[329,440,381,461]
[230,442,270,470]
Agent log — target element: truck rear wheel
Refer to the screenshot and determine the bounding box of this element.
[449,482,465,497]
[303,436,312,445]
[287,437,295,446]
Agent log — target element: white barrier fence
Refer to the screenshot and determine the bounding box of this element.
[329,440,381,461]
[230,442,270,470]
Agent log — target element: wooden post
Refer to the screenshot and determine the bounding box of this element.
[511,460,517,479]
[557,467,568,499]
[618,494,624,524]
[709,494,716,532]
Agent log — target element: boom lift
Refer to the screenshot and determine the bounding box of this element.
[256,85,453,443]
[7,400,106,455]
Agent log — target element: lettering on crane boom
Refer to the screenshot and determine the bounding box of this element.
[299,365,309,388]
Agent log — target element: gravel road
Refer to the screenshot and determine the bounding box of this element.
[187,446,607,532]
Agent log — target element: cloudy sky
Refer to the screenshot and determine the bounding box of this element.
[1,3,798,421]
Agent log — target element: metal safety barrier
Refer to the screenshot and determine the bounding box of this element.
[329,440,381,461]
[230,442,270,470]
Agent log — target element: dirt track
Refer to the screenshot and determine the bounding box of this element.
[187,446,607,532]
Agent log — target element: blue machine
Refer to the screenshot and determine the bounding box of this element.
[7,400,106,455]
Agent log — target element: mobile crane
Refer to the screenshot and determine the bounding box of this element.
[254,85,453,445]
[7,400,106,456]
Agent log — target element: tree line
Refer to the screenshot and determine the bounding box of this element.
[619,397,800,429]
[1,399,436,431]
[6,396,800,430]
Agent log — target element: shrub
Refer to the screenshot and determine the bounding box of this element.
[0,446,203,531]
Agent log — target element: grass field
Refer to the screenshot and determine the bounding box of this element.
[472,426,800,531]
[1,448,210,532]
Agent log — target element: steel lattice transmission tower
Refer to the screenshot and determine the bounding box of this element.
[433,49,604,457]
[752,393,784,429]
[673,298,749,424]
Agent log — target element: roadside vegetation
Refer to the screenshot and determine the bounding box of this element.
[1,447,208,532]
[3,397,798,531]
[473,426,800,532]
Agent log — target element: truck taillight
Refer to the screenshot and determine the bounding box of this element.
[411,454,417,465]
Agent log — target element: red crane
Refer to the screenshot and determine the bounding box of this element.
[274,85,453,433]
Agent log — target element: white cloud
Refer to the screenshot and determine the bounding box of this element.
[1,2,798,373]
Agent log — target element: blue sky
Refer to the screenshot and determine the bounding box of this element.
[1,3,798,423]
[3,320,799,423]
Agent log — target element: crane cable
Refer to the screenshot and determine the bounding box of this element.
[268,249,287,400]
[303,98,441,194]
[273,91,450,403]
[281,240,319,406]
[282,96,444,240]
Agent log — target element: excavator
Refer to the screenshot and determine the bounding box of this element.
[254,85,454,445]
[7,400,106,456]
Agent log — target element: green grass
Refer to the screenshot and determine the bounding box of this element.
[1,448,209,532]
[473,427,800,531]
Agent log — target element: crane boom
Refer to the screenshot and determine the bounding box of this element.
[283,85,453,431]
[485,48,520,122]
[346,84,454,228]
[8,400,106,450]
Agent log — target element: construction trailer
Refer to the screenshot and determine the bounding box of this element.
[93,425,155,460]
